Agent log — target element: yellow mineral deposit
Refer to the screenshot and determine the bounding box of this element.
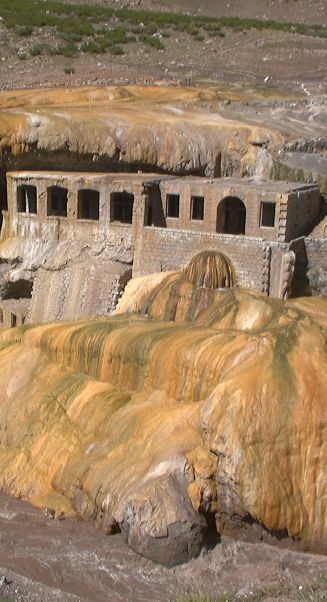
[0,85,283,176]
[0,252,326,565]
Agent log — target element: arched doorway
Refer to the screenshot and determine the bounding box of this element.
[216,196,246,235]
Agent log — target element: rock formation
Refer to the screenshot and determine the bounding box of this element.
[0,253,326,565]
[0,85,282,179]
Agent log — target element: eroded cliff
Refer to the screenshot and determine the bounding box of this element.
[0,255,326,565]
[0,85,283,178]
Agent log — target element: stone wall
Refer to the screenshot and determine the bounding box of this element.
[304,237,327,296]
[133,226,287,296]
[0,299,30,329]
[285,187,321,241]
[159,179,293,242]
[27,242,133,323]
[5,172,157,253]
[0,172,323,327]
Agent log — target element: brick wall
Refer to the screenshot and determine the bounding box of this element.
[286,187,320,241]
[159,180,283,241]
[133,226,273,293]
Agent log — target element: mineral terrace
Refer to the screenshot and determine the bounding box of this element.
[0,45,326,600]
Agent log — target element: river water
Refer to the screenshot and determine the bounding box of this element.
[0,493,327,602]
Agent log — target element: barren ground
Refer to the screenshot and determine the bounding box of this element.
[0,0,326,92]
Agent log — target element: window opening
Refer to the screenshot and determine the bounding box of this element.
[78,189,99,220]
[216,196,246,235]
[17,185,37,214]
[191,196,204,220]
[11,313,17,328]
[146,204,153,226]
[260,202,276,228]
[47,186,68,217]
[166,194,180,218]
[111,192,134,224]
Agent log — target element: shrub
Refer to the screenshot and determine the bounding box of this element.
[129,25,143,34]
[29,44,43,56]
[15,24,33,36]
[54,41,77,57]
[193,33,205,41]
[140,34,164,50]
[109,44,125,55]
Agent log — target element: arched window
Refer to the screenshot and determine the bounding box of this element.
[216,196,246,235]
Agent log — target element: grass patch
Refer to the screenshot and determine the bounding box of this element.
[29,44,43,56]
[139,34,164,50]
[193,33,205,41]
[0,0,325,61]
[110,44,125,55]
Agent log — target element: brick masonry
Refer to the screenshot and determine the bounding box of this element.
[0,171,324,326]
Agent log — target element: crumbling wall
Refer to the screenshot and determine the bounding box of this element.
[27,241,133,323]
[285,188,320,241]
[304,238,327,296]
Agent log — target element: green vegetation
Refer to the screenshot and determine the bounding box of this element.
[29,44,43,56]
[0,0,325,61]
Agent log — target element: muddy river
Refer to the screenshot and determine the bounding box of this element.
[0,492,326,602]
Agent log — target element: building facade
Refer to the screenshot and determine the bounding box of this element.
[0,170,323,326]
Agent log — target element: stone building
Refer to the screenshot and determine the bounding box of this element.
[0,170,325,326]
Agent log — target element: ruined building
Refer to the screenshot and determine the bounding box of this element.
[0,170,326,328]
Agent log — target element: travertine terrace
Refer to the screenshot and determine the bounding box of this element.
[0,75,326,579]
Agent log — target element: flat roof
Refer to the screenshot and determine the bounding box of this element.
[6,172,319,194]
[160,176,319,194]
[6,171,174,183]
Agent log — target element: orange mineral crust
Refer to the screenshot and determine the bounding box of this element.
[0,275,326,564]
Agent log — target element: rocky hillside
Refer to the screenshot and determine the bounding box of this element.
[0,0,326,91]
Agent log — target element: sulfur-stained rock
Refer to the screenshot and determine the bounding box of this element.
[0,85,283,177]
[0,267,326,563]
